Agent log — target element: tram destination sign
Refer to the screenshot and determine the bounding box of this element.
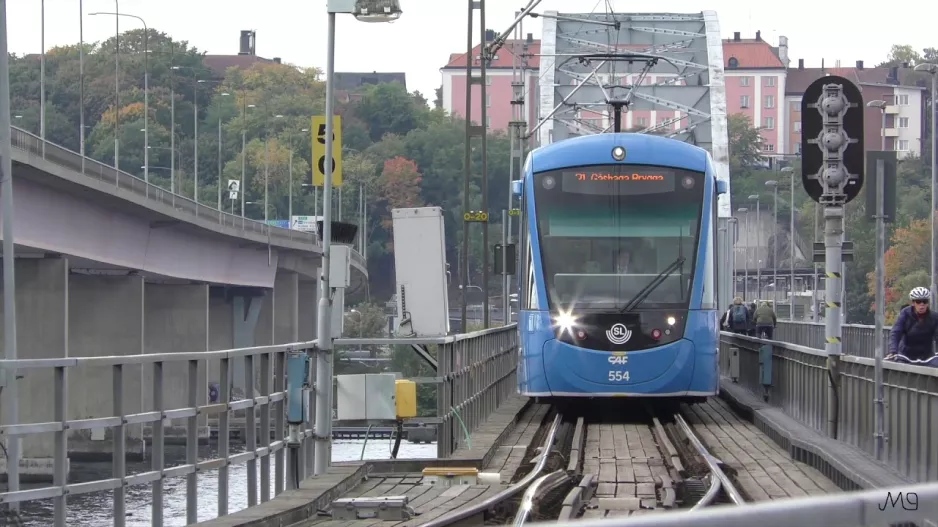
[561,167,680,195]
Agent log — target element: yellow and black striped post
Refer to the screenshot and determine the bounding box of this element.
[823,205,845,440]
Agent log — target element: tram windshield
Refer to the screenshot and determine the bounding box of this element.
[533,165,704,311]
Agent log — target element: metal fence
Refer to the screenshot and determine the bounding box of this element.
[9,126,365,270]
[775,320,889,359]
[720,331,938,483]
[0,325,518,526]
[549,479,938,526]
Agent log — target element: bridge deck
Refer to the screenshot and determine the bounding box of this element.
[297,401,550,526]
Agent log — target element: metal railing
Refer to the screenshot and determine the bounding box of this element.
[0,325,518,526]
[775,320,889,359]
[551,479,938,526]
[721,331,938,483]
[9,126,365,270]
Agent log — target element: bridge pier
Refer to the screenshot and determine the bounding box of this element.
[142,283,210,445]
[67,272,146,462]
[0,256,68,480]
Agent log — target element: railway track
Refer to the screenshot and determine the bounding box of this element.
[426,404,746,526]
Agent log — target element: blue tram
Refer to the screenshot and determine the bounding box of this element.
[512,133,726,403]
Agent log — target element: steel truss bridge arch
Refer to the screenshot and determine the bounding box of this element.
[535,10,731,217]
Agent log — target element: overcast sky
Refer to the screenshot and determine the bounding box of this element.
[6,0,937,99]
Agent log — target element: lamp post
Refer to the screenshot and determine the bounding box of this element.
[867,99,888,462]
[748,194,761,299]
[781,166,795,316]
[318,0,402,476]
[40,0,45,156]
[1,0,23,504]
[90,12,148,183]
[739,207,749,300]
[915,63,938,306]
[79,0,85,172]
[288,127,311,224]
[215,92,231,210]
[765,180,779,307]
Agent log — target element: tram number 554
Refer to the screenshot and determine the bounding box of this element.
[608,370,630,382]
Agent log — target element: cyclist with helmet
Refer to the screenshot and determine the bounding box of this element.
[888,287,938,362]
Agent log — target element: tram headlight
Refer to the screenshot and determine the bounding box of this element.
[553,310,578,334]
[666,316,676,326]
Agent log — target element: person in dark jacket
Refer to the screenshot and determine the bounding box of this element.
[725,297,751,335]
[889,287,938,361]
[754,301,778,339]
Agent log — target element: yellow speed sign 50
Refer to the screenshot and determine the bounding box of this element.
[311,115,343,187]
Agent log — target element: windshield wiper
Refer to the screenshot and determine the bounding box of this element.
[620,256,686,313]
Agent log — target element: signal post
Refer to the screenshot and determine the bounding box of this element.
[800,75,864,439]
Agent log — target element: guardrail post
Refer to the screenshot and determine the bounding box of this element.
[729,346,740,383]
[218,357,230,516]
[186,359,199,524]
[113,364,126,527]
[260,353,271,503]
[244,354,257,506]
[759,343,773,401]
[53,366,67,527]
[152,361,165,525]
[274,352,285,496]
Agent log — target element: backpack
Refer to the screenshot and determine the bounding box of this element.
[731,305,748,327]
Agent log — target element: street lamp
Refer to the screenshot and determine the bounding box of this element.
[91,12,149,182]
[914,62,937,305]
[241,103,257,219]
[867,99,888,461]
[738,207,749,300]
[89,4,125,171]
[215,92,231,210]
[316,0,403,476]
[765,180,779,308]
[288,127,311,223]
[0,0,23,502]
[748,194,761,299]
[781,166,795,316]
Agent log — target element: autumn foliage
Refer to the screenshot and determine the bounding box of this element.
[378,156,423,230]
[868,215,935,323]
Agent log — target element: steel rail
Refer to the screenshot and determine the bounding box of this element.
[514,469,570,526]
[422,412,564,527]
[674,413,746,506]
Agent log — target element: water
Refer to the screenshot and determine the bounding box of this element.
[13,439,438,526]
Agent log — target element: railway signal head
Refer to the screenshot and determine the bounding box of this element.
[800,75,864,205]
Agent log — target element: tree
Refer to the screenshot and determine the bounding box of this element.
[727,114,764,180]
[378,157,424,232]
[353,83,430,142]
[870,216,934,323]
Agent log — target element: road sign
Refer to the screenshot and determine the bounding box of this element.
[311,115,343,187]
[227,179,240,200]
[801,75,864,204]
[865,151,897,223]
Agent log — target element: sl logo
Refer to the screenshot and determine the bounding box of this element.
[606,323,632,345]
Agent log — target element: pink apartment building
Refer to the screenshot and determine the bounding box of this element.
[440,31,929,159]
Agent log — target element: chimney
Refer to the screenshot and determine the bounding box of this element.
[733,32,740,41]
[526,33,533,45]
[273,57,281,64]
[798,58,804,70]
[755,30,761,41]
[778,35,789,67]
[888,66,899,85]
[856,60,864,69]
[239,30,255,56]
